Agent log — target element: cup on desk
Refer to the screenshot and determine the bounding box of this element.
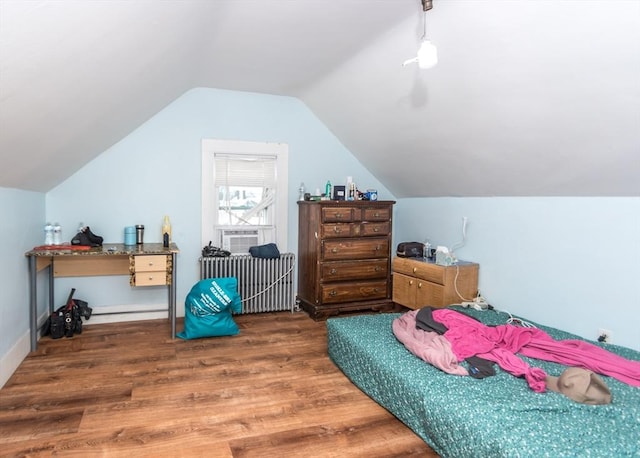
[135,225,144,245]
[124,226,135,245]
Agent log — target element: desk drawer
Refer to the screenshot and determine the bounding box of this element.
[132,272,168,286]
[54,256,129,277]
[134,255,167,272]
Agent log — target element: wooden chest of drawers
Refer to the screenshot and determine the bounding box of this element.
[392,257,479,309]
[296,200,395,320]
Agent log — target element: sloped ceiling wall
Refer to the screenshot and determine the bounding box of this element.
[1,0,638,196]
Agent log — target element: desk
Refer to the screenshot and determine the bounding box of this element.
[25,243,179,351]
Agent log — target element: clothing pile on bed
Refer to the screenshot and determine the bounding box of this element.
[392,307,640,404]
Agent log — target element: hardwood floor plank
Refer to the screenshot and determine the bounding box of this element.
[229,415,431,458]
[1,312,438,457]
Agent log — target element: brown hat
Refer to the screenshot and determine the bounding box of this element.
[546,367,612,405]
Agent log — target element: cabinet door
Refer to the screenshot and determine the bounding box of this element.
[416,280,445,308]
[392,272,416,308]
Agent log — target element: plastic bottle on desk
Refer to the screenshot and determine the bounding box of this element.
[52,222,62,245]
[162,215,172,247]
[325,180,332,200]
[44,222,54,245]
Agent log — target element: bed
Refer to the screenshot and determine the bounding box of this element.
[327,307,640,457]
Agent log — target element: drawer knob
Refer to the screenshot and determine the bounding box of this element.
[418,282,423,289]
[336,213,343,219]
[373,288,379,293]
[333,227,341,233]
[375,266,382,272]
[413,267,417,273]
[329,290,337,297]
[330,268,337,275]
[148,262,154,266]
[374,212,380,217]
[373,227,379,232]
[409,280,414,285]
[148,276,154,280]
[331,247,338,253]
[374,245,381,251]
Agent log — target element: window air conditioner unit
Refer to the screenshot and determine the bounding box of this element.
[221,229,262,254]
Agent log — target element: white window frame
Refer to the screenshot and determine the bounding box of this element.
[202,139,289,251]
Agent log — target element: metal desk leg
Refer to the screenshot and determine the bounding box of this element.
[49,260,54,314]
[28,256,37,352]
[170,253,177,339]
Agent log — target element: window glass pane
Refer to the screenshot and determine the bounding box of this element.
[215,153,276,228]
[217,186,269,225]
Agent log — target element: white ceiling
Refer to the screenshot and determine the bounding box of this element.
[1,0,638,196]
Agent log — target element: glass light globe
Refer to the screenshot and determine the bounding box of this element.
[417,40,438,69]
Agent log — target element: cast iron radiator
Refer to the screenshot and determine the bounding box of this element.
[199,254,296,313]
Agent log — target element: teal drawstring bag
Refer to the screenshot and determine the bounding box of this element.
[178,277,242,339]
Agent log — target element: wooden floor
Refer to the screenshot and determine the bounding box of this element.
[0,312,438,457]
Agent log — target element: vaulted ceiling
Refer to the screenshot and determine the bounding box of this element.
[1,0,638,196]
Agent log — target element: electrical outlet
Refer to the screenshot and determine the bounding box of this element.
[597,328,613,343]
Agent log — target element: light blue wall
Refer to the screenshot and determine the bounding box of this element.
[394,197,640,351]
[45,87,393,313]
[0,187,45,359]
[3,88,638,385]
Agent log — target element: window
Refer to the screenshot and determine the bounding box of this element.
[202,139,288,253]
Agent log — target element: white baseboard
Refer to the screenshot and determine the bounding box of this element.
[84,303,169,325]
[1,303,176,388]
[0,331,31,388]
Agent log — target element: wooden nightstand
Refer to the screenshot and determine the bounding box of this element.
[392,257,479,309]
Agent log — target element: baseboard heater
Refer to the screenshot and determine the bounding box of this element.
[199,254,296,314]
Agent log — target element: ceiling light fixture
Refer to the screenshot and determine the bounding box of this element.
[403,0,437,69]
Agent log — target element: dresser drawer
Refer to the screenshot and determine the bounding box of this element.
[321,223,355,238]
[321,280,388,304]
[361,221,390,237]
[363,207,391,221]
[322,207,355,222]
[322,238,389,261]
[321,259,388,281]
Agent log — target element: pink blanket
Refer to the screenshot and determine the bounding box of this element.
[432,309,640,392]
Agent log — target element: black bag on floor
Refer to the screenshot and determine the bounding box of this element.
[43,289,92,339]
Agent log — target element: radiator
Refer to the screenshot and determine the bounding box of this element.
[200,253,296,314]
